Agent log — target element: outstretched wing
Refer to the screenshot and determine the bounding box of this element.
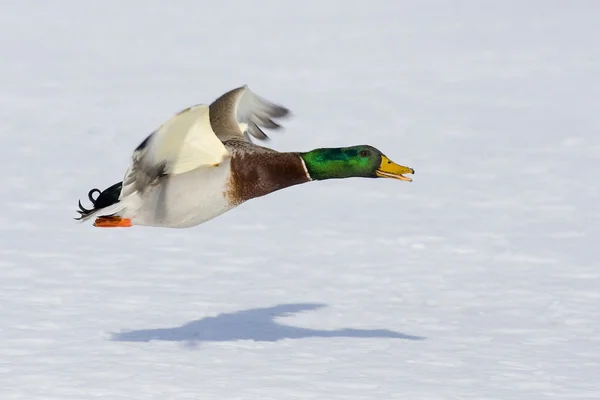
[209,85,290,143]
[120,104,229,198]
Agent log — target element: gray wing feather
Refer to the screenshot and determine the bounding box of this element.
[209,85,290,143]
[120,134,166,198]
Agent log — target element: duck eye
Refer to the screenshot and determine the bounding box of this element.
[359,150,370,157]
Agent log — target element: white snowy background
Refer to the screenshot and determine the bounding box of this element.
[1,1,599,399]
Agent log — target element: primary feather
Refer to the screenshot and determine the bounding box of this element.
[209,85,290,143]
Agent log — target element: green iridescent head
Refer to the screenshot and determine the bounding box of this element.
[300,145,414,181]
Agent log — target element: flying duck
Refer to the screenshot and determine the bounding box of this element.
[75,86,414,228]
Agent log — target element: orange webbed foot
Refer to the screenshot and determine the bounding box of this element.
[93,216,132,228]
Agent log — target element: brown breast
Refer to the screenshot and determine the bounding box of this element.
[226,150,311,205]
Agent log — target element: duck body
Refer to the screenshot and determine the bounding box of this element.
[76,86,414,229]
[125,143,310,228]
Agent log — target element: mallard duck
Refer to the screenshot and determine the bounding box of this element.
[75,86,415,228]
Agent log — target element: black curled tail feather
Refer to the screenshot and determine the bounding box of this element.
[75,182,123,220]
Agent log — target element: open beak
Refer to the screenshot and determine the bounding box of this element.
[376,155,415,182]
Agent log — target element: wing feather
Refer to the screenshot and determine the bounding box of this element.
[120,104,229,198]
[209,85,290,143]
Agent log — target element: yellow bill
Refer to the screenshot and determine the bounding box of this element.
[376,155,415,181]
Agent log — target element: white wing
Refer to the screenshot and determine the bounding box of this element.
[209,85,290,143]
[120,104,229,198]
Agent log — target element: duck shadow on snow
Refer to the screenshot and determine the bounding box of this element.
[111,303,425,345]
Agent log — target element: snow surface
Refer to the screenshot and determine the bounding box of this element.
[1,1,600,399]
